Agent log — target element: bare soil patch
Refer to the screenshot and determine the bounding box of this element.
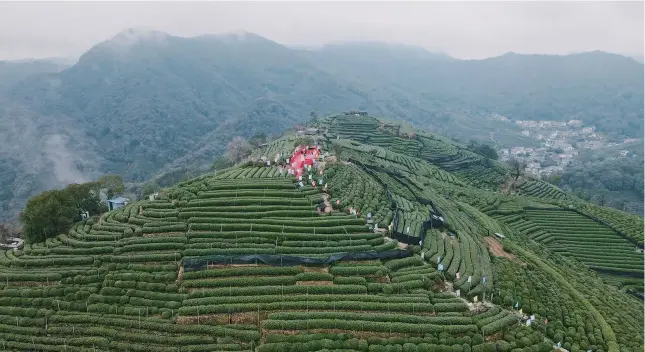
[321,194,334,214]
[369,275,390,283]
[384,236,407,250]
[178,312,262,325]
[5,281,61,287]
[296,280,333,286]
[262,329,413,339]
[177,314,222,325]
[317,193,334,215]
[181,309,436,328]
[484,331,504,342]
[299,266,329,273]
[207,263,271,269]
[484,237,516,260]
[212,311,262,325]
[143,232,186,238]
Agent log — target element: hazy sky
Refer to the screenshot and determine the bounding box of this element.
[0,1,643,60]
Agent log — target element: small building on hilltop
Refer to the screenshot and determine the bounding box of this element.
[343,111,368,116]
[0,237,23,250]
[296,128,320,137]
[107,197,129,211]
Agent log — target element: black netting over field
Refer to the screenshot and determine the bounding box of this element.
[349,158,445,245]
[183,249,413,272]
[416,197,443,218]
[391,209,443,245]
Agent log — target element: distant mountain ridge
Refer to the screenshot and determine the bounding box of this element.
[0,29,642,220]
[0,58,71,91]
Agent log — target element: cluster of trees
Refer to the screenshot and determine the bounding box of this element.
[294,136,315,147]
[211,156,233,171]
[215,133,271,170]
[19,175,124,243]
[135,180,162,200]
[225,137,253,164]
[466,140,499,160]
[544,144,644,214]
[133,133,272,216]
[0,221,19,242]
[507,158,527,181]
[248,133,268,148]
[211,130,320,173]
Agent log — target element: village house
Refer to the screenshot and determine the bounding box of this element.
[107,197,129,211]
[343,111,368,116]
[541,166,564,175]
[0,237,23,250]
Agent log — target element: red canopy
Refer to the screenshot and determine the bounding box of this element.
[289,145,321,175]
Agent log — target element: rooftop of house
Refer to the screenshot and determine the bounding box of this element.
[107,197,129,204]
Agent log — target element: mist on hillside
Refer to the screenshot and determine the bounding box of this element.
[0,2,642,60]
[0,1,642,221]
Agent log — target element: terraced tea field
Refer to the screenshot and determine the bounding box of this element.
[493,208,644,294]
[1,112,643,351]
[0,173,524,351]
[318,114,509,188]
[515,178,570,201]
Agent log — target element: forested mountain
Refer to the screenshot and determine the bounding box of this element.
[0,29,642,220]
[0,58,71,91]
[301,47,644,140]
[548,141,644,214]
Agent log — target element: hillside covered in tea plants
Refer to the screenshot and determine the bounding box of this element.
[0,113,642,352]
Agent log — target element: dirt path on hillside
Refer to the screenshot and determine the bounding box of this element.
[320,194,333,214]
[484,237,516,260]
[324,156,337,163]
[384,236,407,249]
[143,232,186,238]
